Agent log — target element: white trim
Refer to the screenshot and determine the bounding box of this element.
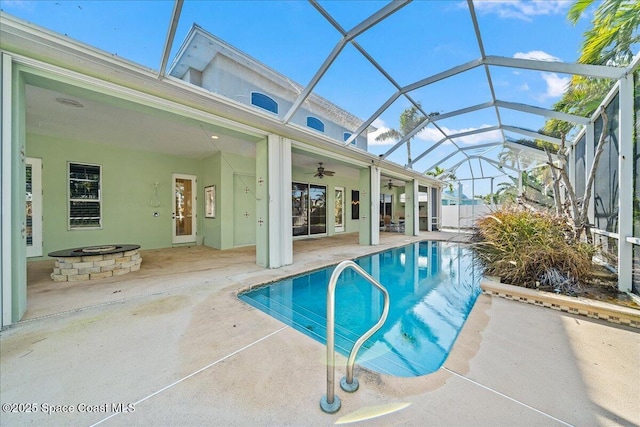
[484,55,626,79]
[626,237,640,246]
[593,229,619,239]
[617,74,633,290]
[1,52,13,327]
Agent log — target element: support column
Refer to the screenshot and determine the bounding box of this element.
[617,75,633,291]
[1,53,27,326]
[404,179,418,236]
[359,166,379,246]
[256,134,292,268]
[427,187,432,232]
[370,165,380,245]
[1,53,12,327]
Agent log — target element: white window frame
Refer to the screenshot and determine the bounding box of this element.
[68,162,102,230]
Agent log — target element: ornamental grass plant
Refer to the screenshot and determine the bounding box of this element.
[471,205,595,292]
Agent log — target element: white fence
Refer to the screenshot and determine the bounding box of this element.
[441,204,498,229]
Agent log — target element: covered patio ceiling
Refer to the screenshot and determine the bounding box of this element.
[7,0,634,194]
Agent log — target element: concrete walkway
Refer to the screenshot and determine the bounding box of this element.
[1,233,638,426]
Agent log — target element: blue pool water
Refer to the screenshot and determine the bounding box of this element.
[239,241,481,377]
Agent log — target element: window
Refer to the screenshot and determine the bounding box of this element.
[68,162,101,229]
[251,92,278,114]
[344,132,355,145]
[306,116,324,133]
[380,193,392,217]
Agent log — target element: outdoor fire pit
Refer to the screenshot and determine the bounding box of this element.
[48,244,141,282]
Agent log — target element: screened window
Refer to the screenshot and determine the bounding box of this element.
[68,162,101,229]
[574,134,585,199]
[251,92,278,114]
[306,116,324,133]
[593,94,619,233]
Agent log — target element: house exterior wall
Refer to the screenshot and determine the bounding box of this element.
[26,134,203,258]
[196,54,368,150]
[27,134,261,259]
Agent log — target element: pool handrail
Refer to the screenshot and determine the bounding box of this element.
[320,260,390,414]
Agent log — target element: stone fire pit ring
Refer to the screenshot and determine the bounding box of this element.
[48,244,141,282]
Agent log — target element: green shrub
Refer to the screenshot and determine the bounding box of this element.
[472,205,595,290]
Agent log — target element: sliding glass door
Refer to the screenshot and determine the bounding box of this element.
[292,182,326,237]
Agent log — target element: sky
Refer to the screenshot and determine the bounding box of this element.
[1,0,598,195]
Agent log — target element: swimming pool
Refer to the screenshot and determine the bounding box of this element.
[239,241,480,377]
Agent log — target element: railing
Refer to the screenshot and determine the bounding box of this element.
[320,260,390,414]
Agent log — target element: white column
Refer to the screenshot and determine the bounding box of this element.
[370,165,380,245]
[267,134,292,268]
[1,53,13,327]
[404,179,419,236]
[617,75,633,291]
[427,187,432,232]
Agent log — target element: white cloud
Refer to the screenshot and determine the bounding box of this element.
[367,118,393,146]
[540,72,570,99]
[369,120,503,149]
[1,1,35,10]
[519,82,530,91]
[472,0,569,21]
[511,51,569,100]
[513,51,561,62]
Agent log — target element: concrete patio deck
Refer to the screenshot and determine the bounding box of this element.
[1,232,638,426]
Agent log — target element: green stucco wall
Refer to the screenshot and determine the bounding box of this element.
[27,133,203,258]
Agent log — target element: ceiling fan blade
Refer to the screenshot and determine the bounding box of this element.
[324,171,335,176]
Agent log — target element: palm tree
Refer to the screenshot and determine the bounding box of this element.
[540,0,638,240]
[375,105,428,166]
[497,145,534,172]
[545,0,639,136]
[568,0,640,65]
[426,165,456,191]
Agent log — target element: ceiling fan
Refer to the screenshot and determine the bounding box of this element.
[311,162,335,179]
[384,179,398,190]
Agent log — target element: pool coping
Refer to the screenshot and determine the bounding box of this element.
[481,278,640,329]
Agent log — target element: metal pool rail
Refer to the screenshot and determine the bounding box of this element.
[320,260,390,414]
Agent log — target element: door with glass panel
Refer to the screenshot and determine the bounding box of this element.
[172,174,197,244]
[292,182,326,237]
[334,187,344,233]
[26,158,43,257]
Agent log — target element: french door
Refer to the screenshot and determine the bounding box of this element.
[334,187,344,233]
[26,158,43,257]
[292,182,326,237]
[172,174,197,244]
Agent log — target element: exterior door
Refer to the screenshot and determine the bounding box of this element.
[172,174,197,244]
[334,187,344,233]
[26,158,43,257]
